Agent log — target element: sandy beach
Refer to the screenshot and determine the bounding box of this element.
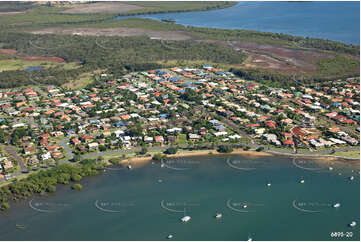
[118,148,360,169]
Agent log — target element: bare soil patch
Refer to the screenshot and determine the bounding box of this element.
[10,21,32,26]
[27,27,194,41]
[0,11,25,15]
[19,56,66,63]
[0,49,17,55]
[62,2,144,14]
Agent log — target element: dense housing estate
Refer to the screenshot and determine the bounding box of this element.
[0,66,359,179]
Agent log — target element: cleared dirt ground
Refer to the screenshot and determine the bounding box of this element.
[62,2,144,14]
[19,56,66,63]
[0,49,17,55]
[28,27,194,41]
[24,27,347,74]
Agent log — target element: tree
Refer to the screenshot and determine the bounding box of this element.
[165,147,178,154]
[217,145,233,153]
[153,153,167,161]
[46,185,56,193]
[139,146,148,155]
[71,184,83,191]
[71,174,82,182]
[73,154,81,162]
[256,147,264,152]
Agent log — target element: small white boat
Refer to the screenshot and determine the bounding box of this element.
[329,167,333,171]
[243,204,248,209]
[158,179,163,183]
[215,213,222,219]
[349,176,354,181]
[349,221,357,227]
[300,179,305,184]
[247,237,253,241]
[161,163,165,168]
[167,234,173,239]
[267,183,272,187]
[333,203,341,208]
[181,216,191,222]
[127,165,132,169]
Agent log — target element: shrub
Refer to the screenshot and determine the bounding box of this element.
[71,174,82,182]
[109,158,121,165]
[256,147,264,152]
[153,153,167,161]
[0,202,10,211]
[71,184,83,191]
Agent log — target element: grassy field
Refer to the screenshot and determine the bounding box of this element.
[0,58,80,72]
[61,69,104,89]
[118,1,237,15]
[332,150,360,159]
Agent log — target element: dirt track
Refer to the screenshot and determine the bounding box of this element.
[28,27,195,41]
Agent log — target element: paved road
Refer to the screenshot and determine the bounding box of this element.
[58,138,74,164]
[1,140,358,183]
[4,145,26,171]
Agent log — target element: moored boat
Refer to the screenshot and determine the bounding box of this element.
[181,216,191,222]
[349,221,357,227]
[333,203,341,208]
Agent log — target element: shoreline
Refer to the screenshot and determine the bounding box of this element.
[120,148,360,169]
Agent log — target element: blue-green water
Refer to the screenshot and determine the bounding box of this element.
[114,2,360,45]
[0,155,359,240]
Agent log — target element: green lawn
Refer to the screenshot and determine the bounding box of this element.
[177,134,187,146]
[333,149,360,159]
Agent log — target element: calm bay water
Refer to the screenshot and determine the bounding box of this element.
[0,154,359,241]
[115,2,360,45]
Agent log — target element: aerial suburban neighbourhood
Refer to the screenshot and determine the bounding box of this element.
[0,65,359,181]
[0,1,359,241]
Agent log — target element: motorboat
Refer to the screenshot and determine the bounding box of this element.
[16,224,25,229]
[349,176,354,181]
[267,183,272,187]
[329,167,333,171]
[167,234,173,239]
[181,216,191,222]
[247,237,252,241]
[349,221,357,227]
[333,203,341,208]
[300,179,305,184]
[215,213,222,219]
[127,165,132,170]
[243,204,248,209]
